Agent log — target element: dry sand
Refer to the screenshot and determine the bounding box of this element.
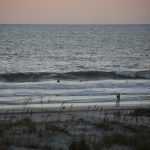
[0,100,149,150]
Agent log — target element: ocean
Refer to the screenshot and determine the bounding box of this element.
[0,24,150,108]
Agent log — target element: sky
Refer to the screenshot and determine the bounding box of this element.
[0,0,150,24]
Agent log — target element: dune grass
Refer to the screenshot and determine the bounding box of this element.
[0,108,149,150]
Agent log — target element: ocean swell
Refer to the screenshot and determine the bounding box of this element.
[0,70,150,82]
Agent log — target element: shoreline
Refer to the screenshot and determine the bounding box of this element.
[0,99,149,112]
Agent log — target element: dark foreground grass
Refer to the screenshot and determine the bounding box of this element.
[0,109,149,150]
[69,137,90,150]
[95,118,113,130]
[102,133,150,150]
[130,108,150,116]
[89,131,150,150]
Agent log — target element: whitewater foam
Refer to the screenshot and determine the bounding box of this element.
[0,70,150,82]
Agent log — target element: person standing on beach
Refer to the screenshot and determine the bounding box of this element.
[116,93,120,107]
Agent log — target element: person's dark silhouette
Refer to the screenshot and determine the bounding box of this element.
[116,93,120,107]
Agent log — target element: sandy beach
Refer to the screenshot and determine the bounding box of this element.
[0,100,150,150]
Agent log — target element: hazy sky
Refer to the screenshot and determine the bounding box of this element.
[0,0,150,24]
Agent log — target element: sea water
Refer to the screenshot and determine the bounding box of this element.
[0,24,150,107]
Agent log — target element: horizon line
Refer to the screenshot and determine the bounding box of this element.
[0,23,150,25]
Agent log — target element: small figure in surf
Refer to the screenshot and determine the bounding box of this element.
[126,80,128,86]
[116,93,120,107]
[57,79,60,83]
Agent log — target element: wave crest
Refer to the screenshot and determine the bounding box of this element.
[0,70,150,82]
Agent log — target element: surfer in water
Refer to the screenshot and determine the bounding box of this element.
[57,79,60,83]
[116,93,120,107]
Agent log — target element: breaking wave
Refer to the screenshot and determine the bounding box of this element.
[0,70,150,82]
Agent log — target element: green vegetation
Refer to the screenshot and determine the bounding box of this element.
[15,117,37,133]
[0,108,149,150]
[45,121,68,134]
[69,138,90,150]
[130,108,150,116]
[95,118,113,130]
[101,132,150,150]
